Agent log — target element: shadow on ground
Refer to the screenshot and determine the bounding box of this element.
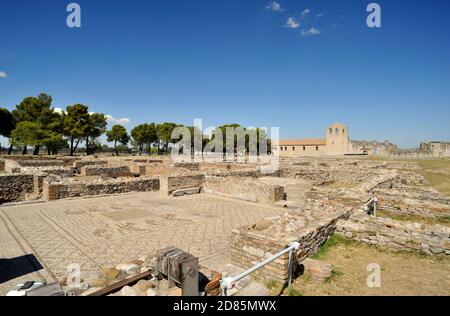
[0,254,43,284]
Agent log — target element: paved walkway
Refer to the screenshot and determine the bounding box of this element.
[0,192,282,295]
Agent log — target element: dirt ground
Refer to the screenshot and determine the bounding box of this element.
[279,236,450,296]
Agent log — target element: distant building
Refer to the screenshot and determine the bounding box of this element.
[273,123,450,158]
[273,123,352,157]
[420,142,450,157]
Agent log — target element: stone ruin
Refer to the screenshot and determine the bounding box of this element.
[1,154,449,296]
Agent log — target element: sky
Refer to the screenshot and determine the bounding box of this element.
[1,0,449,148]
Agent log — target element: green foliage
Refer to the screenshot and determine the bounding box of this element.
[0,108,15,138]
[9,93,67,155]
[63,104,90,155]
[325,269,344,284]
[86,113,107,155]
[131,123,158,155]
[287,287,303,296]
[313,234,353,260]
[156,122,179,153]
[11,121,42,148]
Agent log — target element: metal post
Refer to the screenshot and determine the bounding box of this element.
[287,248,294,288]
[222,241,301,295]
[373,196,378,217]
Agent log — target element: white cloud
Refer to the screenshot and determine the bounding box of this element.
[301,9,310,18]
[285,17,300,29]
[301,27,322,37]
[0,71,7,78]
[266,1,284,12]
[53,107,64,114]
[106,115,131,125]
[316,13,324,18]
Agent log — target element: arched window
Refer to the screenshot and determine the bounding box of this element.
[343,129,345,134]
[329,128,333,135]
[303,146,306,151]
[335,128,339,135]
[280,147,283,151]
[292,147,295,151]
[316,146,319,151]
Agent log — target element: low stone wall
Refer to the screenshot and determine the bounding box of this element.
[336,212,450,255]
[74,160,108,173]
[0,174,34,204]
[80,165,131,178]
[174,162,200,171]
[230,207,352,281]
[0,159,5,172]
[203,174,285,202]
[4,159,22,173]
[16,160,65,168]
[375,189,450,219]
[130,164,147,175]
[159,175,205,196]
[43,177,160,201]
[32,168,73,196]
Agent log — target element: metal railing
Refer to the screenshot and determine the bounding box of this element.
[221,241,301,296]
[363,195,378,216]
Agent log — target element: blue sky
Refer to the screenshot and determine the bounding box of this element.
[1,0,449,148]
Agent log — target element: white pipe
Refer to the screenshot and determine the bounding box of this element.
[222,242,301,293]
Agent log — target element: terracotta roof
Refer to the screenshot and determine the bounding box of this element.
[274,139,326,146]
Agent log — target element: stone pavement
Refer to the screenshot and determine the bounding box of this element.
[0,192,282,295]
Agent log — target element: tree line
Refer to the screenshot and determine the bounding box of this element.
[0,93,271,156]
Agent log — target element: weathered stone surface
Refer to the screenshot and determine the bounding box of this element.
[43,176,160,201]
[160,175,205,196]
[337,211,450,256]
[116,263,140,275]
[172,187,201,197]
[301,258,333,283]
[0,174,34,204]
[119,286,140,296]
[80,165,131,178]
[231,204,351,281]
[73,160,108,173]
[100,268,121,280]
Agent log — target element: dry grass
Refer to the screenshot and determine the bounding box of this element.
[415,159,450,197]
[286,235,450,296]
[367,158,450,197]
[377,210,450,227]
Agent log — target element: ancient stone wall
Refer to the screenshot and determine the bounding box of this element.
[278,160,379,186]
[43,177,160,201]
[80,165,131,178]
[74,160,108,173]
[173,162,200,171]
[4,159,22,173]
[0,174,34,204]
[230,207,352,281]
[16,160,65,167]
[130,164,147,175]
[336,212,450,255]
[0,158,5,172]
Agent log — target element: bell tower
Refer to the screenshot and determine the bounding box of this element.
[326,123,350,155]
